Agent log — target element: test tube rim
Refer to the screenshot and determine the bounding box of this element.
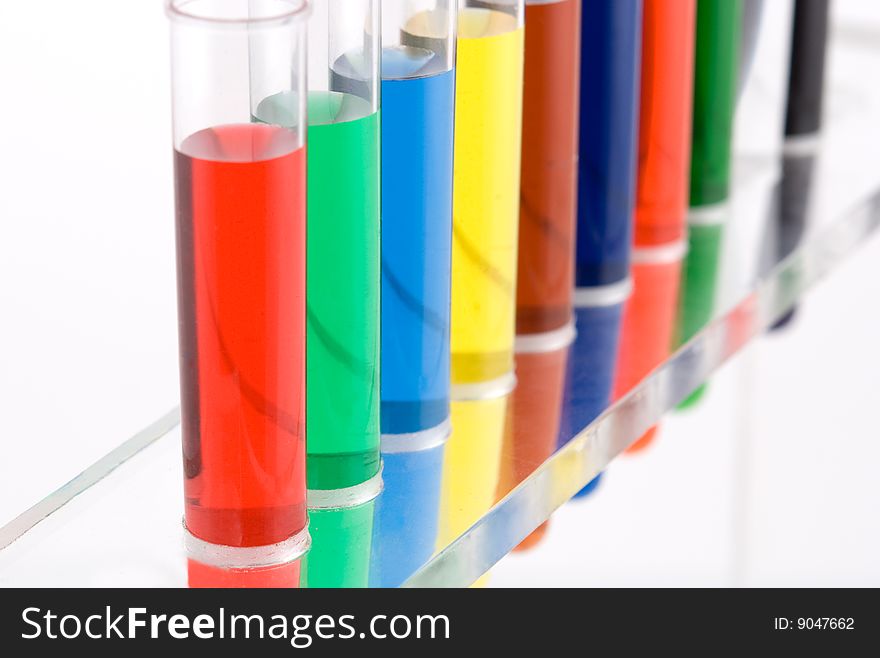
[166,0,311,30]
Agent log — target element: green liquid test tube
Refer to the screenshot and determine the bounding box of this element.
[689,0,743,209]
[680,0,741,408]
[255,1,383,588]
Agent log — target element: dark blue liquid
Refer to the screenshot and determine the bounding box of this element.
[559,304,623,498]
[381,56,455,435]
[576,0,643,288]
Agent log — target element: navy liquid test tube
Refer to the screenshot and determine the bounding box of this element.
[370,2,457,588]
[575,0,643,291]
[571,0,642,497]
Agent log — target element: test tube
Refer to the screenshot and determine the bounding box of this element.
[369,1,457,588]
[624,0,695,452]
[768,0,829,330]
[450,0,525,395]
[516,0,582,339]
[635,0,696,248]
[255,0,382,588]
[570,0,642,498]
[689,0,742,216]
[168,0,310,588]
[678,0,741,408]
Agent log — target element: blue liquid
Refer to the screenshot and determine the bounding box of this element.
[576,0,643,287]
[369,444,446,587]
[559,305,623,498]
[380,50,456,435]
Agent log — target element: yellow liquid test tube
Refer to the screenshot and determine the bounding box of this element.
[451,7,526,389]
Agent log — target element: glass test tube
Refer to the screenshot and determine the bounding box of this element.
[635,0,696,248]
[450,0,525,393]
[678,0,741,409]
[516,0,582,338]
[168,0,310,587]
[689,0,743,212]
[768,0,829,331]
[574,0,642,294]
[368,0,457,589]
[381,1,456,435]
[569,0,642,497]
[258,0,383,588]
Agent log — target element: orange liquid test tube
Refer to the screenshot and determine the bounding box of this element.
[634,0,697,248]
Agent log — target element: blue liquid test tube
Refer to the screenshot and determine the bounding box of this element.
[575,0,643,291]
[370,1,457,587]
[571,0,643,497]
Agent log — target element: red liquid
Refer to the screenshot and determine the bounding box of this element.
[635,0,697,246]
[174,124,307,555]
[188,560,301,589]
[516,0,582,334]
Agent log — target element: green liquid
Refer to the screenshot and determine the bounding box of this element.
[675,223,723,409]
[690,0,743,207]
[256,91,381,490]
[301,502,375,588]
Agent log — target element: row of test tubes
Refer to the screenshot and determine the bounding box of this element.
[167,0,829,587]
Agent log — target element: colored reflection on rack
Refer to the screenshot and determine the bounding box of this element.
[517,0,581,336]
[616,248,685,453]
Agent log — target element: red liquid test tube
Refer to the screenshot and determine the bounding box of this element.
[634,0,697,247]
[167,0,310,588]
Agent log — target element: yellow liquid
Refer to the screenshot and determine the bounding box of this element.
[437,395,509,587]
[451,9,525,385]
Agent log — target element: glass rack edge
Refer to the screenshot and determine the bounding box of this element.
[403,188,880,588]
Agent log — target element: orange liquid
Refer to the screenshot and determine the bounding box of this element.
[635,0,697,246]
[615,257,683,453]
[517,0,581,334]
